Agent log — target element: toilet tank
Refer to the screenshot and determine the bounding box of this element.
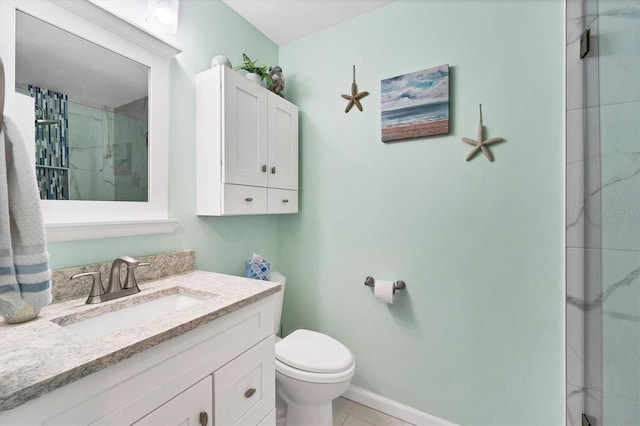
[270,272,286,336]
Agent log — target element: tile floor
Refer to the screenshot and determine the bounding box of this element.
[332,397,415,426]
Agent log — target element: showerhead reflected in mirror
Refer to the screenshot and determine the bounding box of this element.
[15,10,149,202]
[35,105,58,126]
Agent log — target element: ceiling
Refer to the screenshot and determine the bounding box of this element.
[15,1,395,108]
[221,0,395,45]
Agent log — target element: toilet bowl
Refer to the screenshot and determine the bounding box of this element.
[270,273,355,426]
[275,329,355,426]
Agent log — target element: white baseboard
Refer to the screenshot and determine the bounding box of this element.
[342,384,458,426]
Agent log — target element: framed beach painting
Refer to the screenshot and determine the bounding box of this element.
[381,64,449,142]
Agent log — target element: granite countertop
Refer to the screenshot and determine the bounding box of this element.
[0,270,280,412]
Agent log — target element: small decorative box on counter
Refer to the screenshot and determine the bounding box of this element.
[244,253,270,280]
[245,261,270,280]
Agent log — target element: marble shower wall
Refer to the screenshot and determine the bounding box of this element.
[598,0,640,423]
[68,98,148,201]
[114,97,148,201]
[566,0,640,424]
[68,100,115,201]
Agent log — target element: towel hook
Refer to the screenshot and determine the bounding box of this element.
[364,276,406,291]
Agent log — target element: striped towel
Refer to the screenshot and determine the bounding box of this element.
[0,115,52,319]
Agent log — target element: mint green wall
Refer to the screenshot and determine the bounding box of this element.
[48,1,282,275]
[46,0,565,424]
[278,1,565,424]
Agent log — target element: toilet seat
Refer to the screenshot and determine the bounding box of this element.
[275,329,355,384]
[275,358,355,384]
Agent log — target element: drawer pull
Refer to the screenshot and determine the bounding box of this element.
[199,411,208,426]
[245,197,253,202]
[282,199,289,203]
[244,388,256,398]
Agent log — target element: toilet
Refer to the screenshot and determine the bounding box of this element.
[270,273,355,426]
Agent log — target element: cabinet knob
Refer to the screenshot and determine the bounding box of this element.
[199,411,208,426]
[262,165,267,173]
[244,388,256,398]
[245,197,253,202]
[271,166,276,174]
[282,199,289,203]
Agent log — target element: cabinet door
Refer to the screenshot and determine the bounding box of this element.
[223,69,269,187]
[133,376,212,426]
[257,408,276,426]
[214,336,275,426]
[267,93,298,190]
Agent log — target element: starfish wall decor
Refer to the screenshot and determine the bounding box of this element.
[461,104,504,161]
[341,65,369,113]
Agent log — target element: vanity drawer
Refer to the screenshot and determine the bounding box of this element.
[222,184,267,215]
[267,189,298,214]
[214,336,275,425]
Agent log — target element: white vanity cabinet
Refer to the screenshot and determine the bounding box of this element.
[133,335,275,426]
[196,66,299,216]
[0,296,277,426]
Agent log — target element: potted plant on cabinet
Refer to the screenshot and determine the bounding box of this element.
[234,53,273,87]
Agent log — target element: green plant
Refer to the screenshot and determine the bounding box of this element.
[234,53,273,87]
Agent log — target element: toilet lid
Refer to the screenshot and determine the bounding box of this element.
[276,329,354,374]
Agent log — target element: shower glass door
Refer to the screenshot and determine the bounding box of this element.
[582,0,640,424]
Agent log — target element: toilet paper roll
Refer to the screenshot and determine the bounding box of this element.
[374,280,395,304]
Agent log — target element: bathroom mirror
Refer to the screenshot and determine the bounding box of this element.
[0,0,182,241]
[16,11,150,202]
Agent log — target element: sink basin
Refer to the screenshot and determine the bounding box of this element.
[55,292,207,339]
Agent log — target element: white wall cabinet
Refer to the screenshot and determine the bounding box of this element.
[0,297,276,426]
[196,66,299,216]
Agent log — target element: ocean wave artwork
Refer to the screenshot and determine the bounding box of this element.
[381,64,449,142]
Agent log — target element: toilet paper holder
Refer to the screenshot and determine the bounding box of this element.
[364,276,406,291]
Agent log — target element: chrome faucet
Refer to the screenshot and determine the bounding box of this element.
[71,256,151,304]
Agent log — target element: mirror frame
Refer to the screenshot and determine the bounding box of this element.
[0,0,182,241]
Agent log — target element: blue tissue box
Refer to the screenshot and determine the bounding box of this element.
[245,260,270,280]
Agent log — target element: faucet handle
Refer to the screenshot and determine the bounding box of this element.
[123,261,151,290]
[71,271,105,304]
